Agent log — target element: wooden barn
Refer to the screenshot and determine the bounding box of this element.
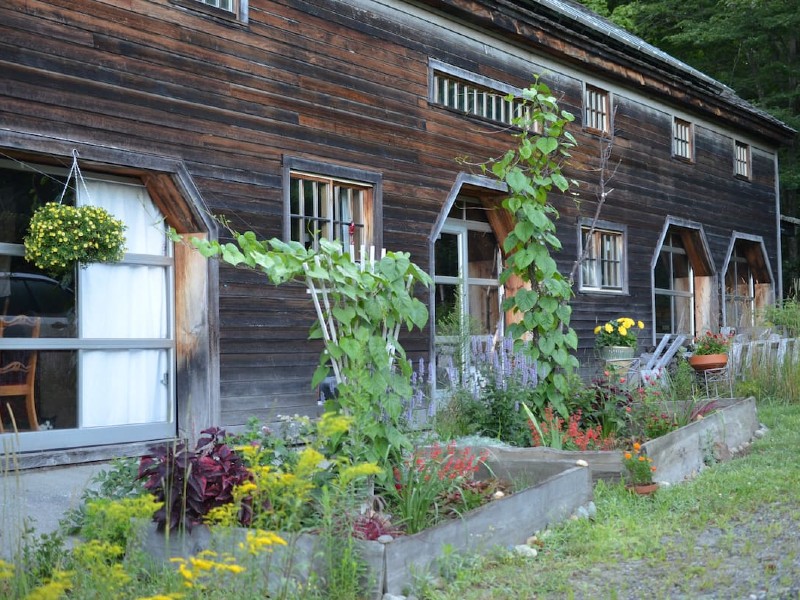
[0,0,793,464]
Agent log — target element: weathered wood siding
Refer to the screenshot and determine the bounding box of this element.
[0,0,786,426]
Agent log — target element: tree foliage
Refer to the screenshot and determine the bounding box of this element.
[578,0,800,289]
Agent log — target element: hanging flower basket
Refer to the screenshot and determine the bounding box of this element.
[23,202,127,277]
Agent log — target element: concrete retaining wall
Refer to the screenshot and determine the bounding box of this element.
[642,397,758,484]
[472,397,759,487]
[136,462,593,597]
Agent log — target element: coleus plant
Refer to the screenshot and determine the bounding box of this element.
[138,427,253,531]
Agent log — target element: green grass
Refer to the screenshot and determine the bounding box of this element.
[427,401,800,599]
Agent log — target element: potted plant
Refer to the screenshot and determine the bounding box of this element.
[623,442,657,495]
[687,331,733,372]
[23,202,126,278]
[594,317,645,364]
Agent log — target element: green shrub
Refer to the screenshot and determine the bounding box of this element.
[764,298,800,336]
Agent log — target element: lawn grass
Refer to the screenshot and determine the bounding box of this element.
[429,400,800,599]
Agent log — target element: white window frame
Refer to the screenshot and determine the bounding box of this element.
[197,0,234,10]
[180,0,248,22]
[0,163,175,453]
[673,117,694,161]
[579,221,627,294]
[584,85,610,134]
[735,140,751,180]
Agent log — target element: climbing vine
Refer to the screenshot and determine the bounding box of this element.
[183,232,431,472]
[482,77,580,416]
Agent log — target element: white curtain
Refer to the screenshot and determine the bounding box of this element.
[78,180,169,427]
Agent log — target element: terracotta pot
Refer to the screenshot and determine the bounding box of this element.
[688,353,728,372]
[627,482,659,496]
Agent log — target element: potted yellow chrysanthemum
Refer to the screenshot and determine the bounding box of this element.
[593,316,645,362]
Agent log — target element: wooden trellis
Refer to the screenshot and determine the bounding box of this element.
[303,244,413,385]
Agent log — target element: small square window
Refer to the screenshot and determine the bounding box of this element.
[673,118,694,161]
[289,175,372,254]
[735,140,751,179]
[585,85,610,134]
[580,224,625,292]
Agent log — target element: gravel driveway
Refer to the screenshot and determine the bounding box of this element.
[563,501,800,599]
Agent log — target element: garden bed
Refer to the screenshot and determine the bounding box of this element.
[473,397,759,486]
[642,396,758,484]
[135,462,592,598]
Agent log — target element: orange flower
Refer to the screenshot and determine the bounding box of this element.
[624,452,632,460]
[632,442,641,452]
[638,456,646,462]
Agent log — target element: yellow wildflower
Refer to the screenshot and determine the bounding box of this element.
[295,447,326,477]
[239,529,287,555]
[317,411,352,438]
[337,462,383,486]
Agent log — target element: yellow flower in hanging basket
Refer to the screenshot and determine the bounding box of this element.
[24,203,126,276]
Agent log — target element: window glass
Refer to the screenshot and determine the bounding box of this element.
[725,240,772,331]
[585,86,610,133]
[735,141,750,179]
[580,226,624,292]
[289,174,371,255]
[467,230,498,279]
[654,230,695,337]
[435,232,459,278]
[0,164,172,435]
[673,118,693,160]
[196,0,234,11]
[431,71,528,128]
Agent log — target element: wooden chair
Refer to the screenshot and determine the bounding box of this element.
[0,315,41,432]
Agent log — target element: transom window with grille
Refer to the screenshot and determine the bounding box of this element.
[584,85,610,133]
[289,174,372,252]
[431,70,530,128]
[735,140,751,179]
[580,224,625,292]
[673,118,694,160]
